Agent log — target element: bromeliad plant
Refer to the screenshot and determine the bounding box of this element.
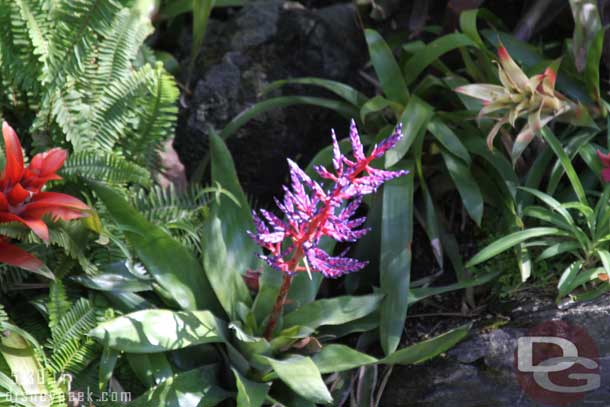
[455,45,589,162]
[85,127,471,406]
[251,121,407,338]
[0,122,89,276]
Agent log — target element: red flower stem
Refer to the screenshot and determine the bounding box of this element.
[264,274,293,339]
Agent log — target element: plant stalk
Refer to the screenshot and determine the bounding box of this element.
[264,274,293,339]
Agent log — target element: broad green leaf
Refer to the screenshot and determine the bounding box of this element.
[441,148,484,225]
[597,250,610,274]
[584,26,606,106]
[459,9,484,48]
[380,323,471,365]
[379,170,414,355]
[557,260,584,298]
[89,310,227,353]
[466,227,566,267]
[92,183,222,313]
[127,353,173,388]
[360,96,403,123]
[537,241,582,261]
[283,294,383,330]
[403,33,475,86]
[99,347,119,391]
[518,187,574,224]
[265,355,332,405]
[209,132,260,277]
[385,96,434,167]
[232,368,270,407]
[129,366,230,407]
[569,0,602,72]
[202,214,252,319]
[365,29,409,105]
[427,118,470,164]
[0,327,49,407]
[312,345,378,373]
[72,262,152,292]
[264,77,367,107]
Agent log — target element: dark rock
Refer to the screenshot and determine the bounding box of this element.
[380,294,610,406]
[174,0,369,205]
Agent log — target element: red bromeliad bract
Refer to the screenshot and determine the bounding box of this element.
[0,121,90,272]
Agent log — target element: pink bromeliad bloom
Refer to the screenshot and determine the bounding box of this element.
[597,150,610,183]
[249,120,407,278]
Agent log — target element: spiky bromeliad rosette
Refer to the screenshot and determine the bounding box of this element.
[455,44,592,163]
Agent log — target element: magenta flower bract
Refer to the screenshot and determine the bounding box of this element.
[249,120,407,278]
[597,149,610,183]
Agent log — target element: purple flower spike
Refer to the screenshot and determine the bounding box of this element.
[248,121,408,278]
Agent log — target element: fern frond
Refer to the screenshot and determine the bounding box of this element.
[60,151,151,186]
[123,63,179,168]
[48,281,71,331]
[48,298,98,350]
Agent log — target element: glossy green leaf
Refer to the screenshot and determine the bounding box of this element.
[584,25,606,105]
[427,118,470,164]
[557,260,584,298]
[466,228,566,268]
[385,96,433,167]
[312,345,378,373]
[72,262,152,292]
[0,327,48,407]
[380,323,471,365]
[440,148,483,225]
[360,96,403,123]
[98,347,119,391]
[264,77,367,107]
[127,353,173,388]
[379,169,414,355]
[265,355,332,405]
[202,214,252,319]
[403,33,475,86]
[233,368,270,407]
[129,366,230,407]
[365,29,409,105]
[540,128,587,204]
[92,183,222,313]
[283,294,383,330]
[89,309,227,353]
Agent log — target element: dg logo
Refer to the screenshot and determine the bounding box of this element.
[514,320,600,406]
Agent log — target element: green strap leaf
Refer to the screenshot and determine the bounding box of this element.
[365,29,409,105]
[129,366,230,407]
[440,148,484,225]
[403,33,475,86]
[466,227,566,268]
[379,168,414,355]
[92,182,222,313]
[89,309,227,353]
[265,355,333,405]
[283,294,383,330]
[380,323,471,365]
[232,368,270,407]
